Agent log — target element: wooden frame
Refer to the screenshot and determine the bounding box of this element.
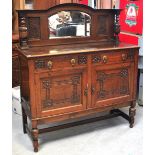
[17,3,121,49]
[17,3,139,152]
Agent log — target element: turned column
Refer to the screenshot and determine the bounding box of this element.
[129,101,136,128]
[114,9,121,44]
[18,14,29,49]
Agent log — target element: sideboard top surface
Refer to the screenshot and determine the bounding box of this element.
[18,41,139,58]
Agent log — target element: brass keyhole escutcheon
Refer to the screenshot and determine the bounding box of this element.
[70,58,76,66]
[47,61,53,69]
[103,55,108,63]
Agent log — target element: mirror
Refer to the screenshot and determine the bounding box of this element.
[48,11,91,39]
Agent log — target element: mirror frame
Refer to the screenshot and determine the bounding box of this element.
[48,10,91,39]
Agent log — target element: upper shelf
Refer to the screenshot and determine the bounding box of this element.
[17,3,122,49]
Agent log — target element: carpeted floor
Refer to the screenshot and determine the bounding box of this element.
[12,105,143,155]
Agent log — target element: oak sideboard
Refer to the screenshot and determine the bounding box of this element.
[17,3,139,152]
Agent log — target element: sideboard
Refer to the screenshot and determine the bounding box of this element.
[17,3,139,152]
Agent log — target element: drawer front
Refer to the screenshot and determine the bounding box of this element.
[34,54,88,71]
[91,49,135,65]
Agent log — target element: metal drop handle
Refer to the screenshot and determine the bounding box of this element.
[70,58,76,66]
[47,61,53,69]
[103,55,108,63]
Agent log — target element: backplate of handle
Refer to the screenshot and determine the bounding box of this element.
[47,61,53,69]
[102,55,108,63]
[71,58,76,66]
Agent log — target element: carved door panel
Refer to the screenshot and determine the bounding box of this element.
[91,63,134,108]
[35,68,87,117]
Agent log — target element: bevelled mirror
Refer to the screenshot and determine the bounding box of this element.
[48,11,91,39]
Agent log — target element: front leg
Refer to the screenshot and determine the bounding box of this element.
[22,106,27,134]
[129,101,136,128]
[32,128,39,152]
[31,121,39,152]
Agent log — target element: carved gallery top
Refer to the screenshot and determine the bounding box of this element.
[17,3,122,49]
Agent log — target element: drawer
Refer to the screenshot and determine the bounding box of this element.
[34,54,88,71]
[91,49,135,65]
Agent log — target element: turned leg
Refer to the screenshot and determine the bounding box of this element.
[129,101,136,128]
[32,121,39,152]
[22,106,27,134]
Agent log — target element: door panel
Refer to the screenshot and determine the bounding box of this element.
[91,62,134,108]
[35,68,87,117]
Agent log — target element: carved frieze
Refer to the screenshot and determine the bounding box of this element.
[35,60,53,69]
[43,99,53,108]
[120,69,128,78]
[42,80,51,89]
[42,79,53,108]
[35,60,46,69]
[42,75,81,108]
[71,76,80,85]
[120,68,129,95]
[92,55,101,63]
[97,72,107,81]
[96,68,129,99]
[97,72,107,99]
[71,76,80,104]
[78,56,87,64]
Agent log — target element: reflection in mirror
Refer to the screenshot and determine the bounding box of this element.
[48,11,91,39]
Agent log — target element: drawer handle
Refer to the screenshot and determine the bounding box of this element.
[122,53,128,61]
[102,56,108,63]
[47,61,53,69]
[70,58,76,66]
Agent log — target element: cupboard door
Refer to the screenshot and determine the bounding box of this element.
[91,63,134,108]
[35,68,87,117]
